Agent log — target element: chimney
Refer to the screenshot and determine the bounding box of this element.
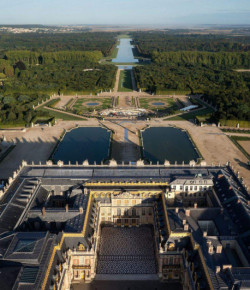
[185,209,190,216]
[65,204,69,212]
[222,265,232,270]
[208,245,213,254]
[216,245,223,254]
[184,224,189,231]
[42,207,46,217]
[194,203,197,209]
[183,219,186,225]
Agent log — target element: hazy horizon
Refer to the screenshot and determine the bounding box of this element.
[0,0,249,26]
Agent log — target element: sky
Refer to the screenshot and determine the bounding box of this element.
[0,0,249,26]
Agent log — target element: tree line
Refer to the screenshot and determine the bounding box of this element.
[4,50,103,65]
[133,64,250,121]
[0,32,117,57]
[131,32,250,56]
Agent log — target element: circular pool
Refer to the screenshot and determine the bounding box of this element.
[87,102,99,106]
[152,102,165,106]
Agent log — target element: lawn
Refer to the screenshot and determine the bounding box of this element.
[38,107,85,121]
[167,108,214,121]
[139,98,176,110]
[118,70,133,92]
[72,98,112,114]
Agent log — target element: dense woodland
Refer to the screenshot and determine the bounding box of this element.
[0,32,118,126]
[132,32,250,55]
[0,32,117,56]
[132,32,250,122]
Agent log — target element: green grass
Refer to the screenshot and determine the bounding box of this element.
[110,46,119,59]
[117,34,131,39]
[65,98,74,109]
[0,122,26,128]
[229,135,250,160]
[71,98,112,113]
[139,98,176,110]
[167,108,214,121]
[118,70,133,92]
[38,107,85,120]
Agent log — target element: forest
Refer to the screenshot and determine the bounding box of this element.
[134,64,249,120]
[131,32,250,55]
[132,32,250,122]
[0,32,118,127]
[0,32,117,57]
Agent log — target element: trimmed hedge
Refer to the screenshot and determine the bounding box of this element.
[220,119,250,128]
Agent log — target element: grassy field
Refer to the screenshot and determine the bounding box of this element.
[139,98,176,110]
[118,70,133,92]
[117,34,131,39]
[167,108,214,121]
[38,107,85,120]
[72,98,112,113]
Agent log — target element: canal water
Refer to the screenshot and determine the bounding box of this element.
[52,127,111,164]
[142,127,200,164]
[112,38,138,64]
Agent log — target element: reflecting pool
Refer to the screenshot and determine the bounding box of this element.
[142,127,200,164]
[53,127,111,164]
[112,38,138,64]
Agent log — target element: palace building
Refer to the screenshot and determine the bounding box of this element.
[0,162,249,289]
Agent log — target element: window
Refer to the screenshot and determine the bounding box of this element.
[173,185,176,190]
[132,208,136,216]
[73,259,79,265]
[132,200,136,205]
[185,186,188,191]
[190,186,193,191]
[125,199,129,205]
[117,208,121,216]
[194,186,197,190]
[180,186,183,190]
[14,239,36,253]
[199,186,202,191]
[117,200,121,206]
[142,208,145,215]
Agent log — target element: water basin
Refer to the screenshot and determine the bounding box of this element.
[142,127,200,164]
[53,127,111,164]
